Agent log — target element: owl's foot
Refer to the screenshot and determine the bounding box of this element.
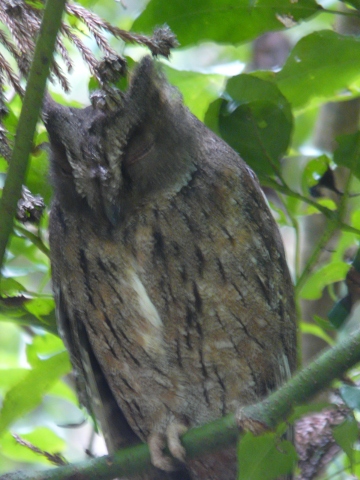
[148,423,188,471]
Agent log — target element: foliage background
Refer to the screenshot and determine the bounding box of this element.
[2,0,360,478]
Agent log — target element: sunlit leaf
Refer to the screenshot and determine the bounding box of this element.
[300,262,350,300]
[0,278,25,296]
[48,380,78,405]
[0,428,65,464]
[26,333,65,367]
[302,198,337,215]
[302,155,330,189]
[300,321,334,345]
[339,0,360,10]
[0,352,71,436]
[24,298,55,322]
[0,369,28,392]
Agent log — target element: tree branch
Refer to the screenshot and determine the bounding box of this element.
[0,0,66,275]
[2,327,360,480]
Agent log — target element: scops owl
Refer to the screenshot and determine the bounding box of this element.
[44,56,297,480]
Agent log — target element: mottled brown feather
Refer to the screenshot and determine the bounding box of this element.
[45,56,296,479]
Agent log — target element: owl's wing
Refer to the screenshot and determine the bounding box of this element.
[55,285,139,451]
[55,285,192,480]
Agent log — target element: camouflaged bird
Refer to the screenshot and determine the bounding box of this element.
[44,56,297,480]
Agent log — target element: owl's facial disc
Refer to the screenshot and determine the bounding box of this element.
[123,123,155,167]
[125,138,154,166]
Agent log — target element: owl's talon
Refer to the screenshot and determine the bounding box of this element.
[148,424,188,471]
[167,423,188,462]
[148,432,177,471]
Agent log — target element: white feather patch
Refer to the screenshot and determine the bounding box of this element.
[128,270,163,329]
[126,269,165,355]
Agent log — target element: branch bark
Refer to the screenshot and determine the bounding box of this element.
[0,0,66,273]
[2,327,360,480]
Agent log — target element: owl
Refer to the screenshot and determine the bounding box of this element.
[44,56,297,480]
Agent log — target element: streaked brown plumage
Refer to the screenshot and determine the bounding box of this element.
[45,56,296,479]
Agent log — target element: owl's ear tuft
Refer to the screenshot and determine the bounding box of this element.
[128,56,157,95]
[126,56,177,119]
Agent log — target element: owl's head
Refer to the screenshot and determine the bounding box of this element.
[44,56,198,225]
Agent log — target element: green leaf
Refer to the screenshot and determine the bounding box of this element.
[333,131,360,179]
[313,314,336,332]
[48,379,78,405]
[302,155,330,189]
[133,0,320,47]
[340,385,360,411]
[339,0,360,9]
[289,402,331,422]
[3,102,21,136]
[237,432,296,480]
[0,428,65,464]
[0,278,25,296]
[0,351,71,437]
[218,75,292,175]
[24,297,55,321]
[226,74,292,125]
[300,321,334,346]
[88,76,100,93]
[333,417,358,467]
[26,333,65,367]
[0,156,7,174]
[300,262,350,300]
[353,211,360,230]
[0,369,28,392]
[26,150,52,205]
[163,66,225,120]
[6,232,49,270]
[276,31,360,110]
[204,98,223,135]
[24,0,45,9]
[302,198,337,216]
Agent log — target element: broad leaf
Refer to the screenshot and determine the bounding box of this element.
[333,131,360,179]
[300,262,350,300]
[238,432,296,480]
[133,0,320,47]
[163,66,225,120]
[219,75,292,175]
[0,351,71,436]
[340,385,360,411]
[277,31,360,110]
[333,417,358,467]
[0,427,65,464]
